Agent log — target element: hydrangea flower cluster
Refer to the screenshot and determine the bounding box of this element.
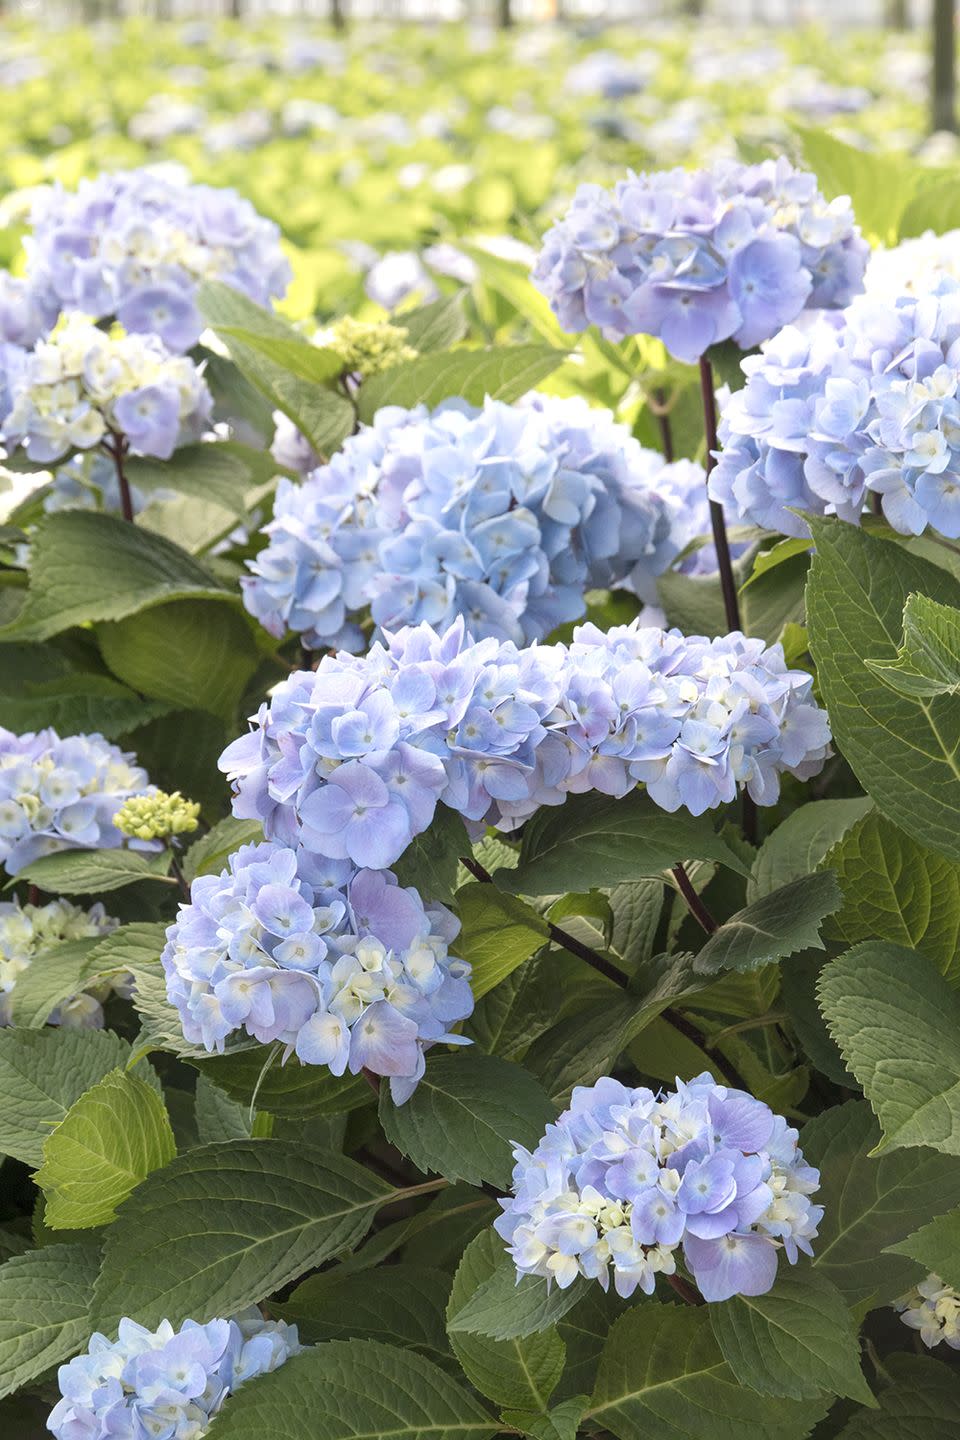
[3,166,290,353]
[247,394,714,651]
[219,615,830,869]
[161,840,472,1102]
[494,1073,823,1303]
[318,315,418,380]
[0,726,154,875]
[0,896,117,1027]
[894,1274,960,1351]
[532,158,868,363]
[1,313,212,465]
[47,1307,301,1440]
[710,277,960,539]
[864,230,960,300]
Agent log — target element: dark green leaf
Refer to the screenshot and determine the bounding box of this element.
[834,1354,960,1438]
[448,1243,585,1341]
[275,1265,451,1362]
[694,873,840,975]
[182,817,264,882]
[0,1242,100,1399]
[391,807,471,905]
[886,1208,960,1291]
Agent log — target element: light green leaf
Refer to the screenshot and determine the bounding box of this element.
[125,440,284,516]
[460,243,571,346]
[900,175,960,237]
[608,880,665,968]
[99,599,259,722]
[502,791,750,897]
[379,1052,555,1189]
[275,1265,451,1362]
[92,1140,392,1330]
[199,280,321,344]
[1,510,232,642]
[824,812,960,983]
[197,1339,496,1440]
[795,128,916,245]
[694,872,840,975]
[398,292,469,351]
[709,1267,873,1404]
[194,1074,254,1145]
[805,518,960,862]
[818,942,960,1155]
[586,1304,828,1440]
[0,1242,100,1399]
[866,593,960,698]
[747,798,873,902]
[0,1027,161,1167]
[7,937,105,1028]
[357,346,567,421]
[447,1231,565,1412]
[454,883,548,999]
[36,1067,176,1229]
[805,1101,960,1310]
[183,817,264,883]
[10,848,175,896]
[87,921,168,976]
[834,1354,960,1438]
[448,1244,585,1341]
[885,1207,960,1291]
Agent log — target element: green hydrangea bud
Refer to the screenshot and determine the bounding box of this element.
[320,316,418,379]
[114,790,200,842]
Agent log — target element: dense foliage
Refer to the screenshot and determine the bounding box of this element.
[2,15,960,1440]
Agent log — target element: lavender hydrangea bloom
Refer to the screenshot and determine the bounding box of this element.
[218,616,830,869]
[494,1072,823,1302]
[245,394,711,652]
[6,166,290,353]
[532,158,868,363]
[0,726,155,875]
[47,1307,301,1440]
[161,840,472,1102]
[1,313,212,465]
[0,896,117,1027]
[710,278,960,540]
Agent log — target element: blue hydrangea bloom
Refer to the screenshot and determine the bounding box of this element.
[47,1307,301,1440]
[245,394,710,652]
[494,1072,823,1302]
[0,726,155,875]
[161,840,472,1102]
[711,278,960,540]
[532,158,868,363]
[219,616,830,869]
[6,165,290,353]
[0,896,117,1027]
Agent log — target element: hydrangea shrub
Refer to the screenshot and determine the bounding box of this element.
[0,134,958,1440]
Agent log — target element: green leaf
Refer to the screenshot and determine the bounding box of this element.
[92,1140,392,1330]
[795,128,916,245]
[694,873,840,975]
[0,1027,161,1167]
[194,1339,496,1440]
[900,175,960,237]
[87,921,168,975]
[357,346,567,421]
[554,1287,631,1403]
[0,1242,100,1399]
[125,440,283,517]
[99,599,259,722]
[805,518,960,862]
[447,1231,565,1412]
[0,672,171,741]
[465,952,559,1061]
[199,281,321,344]
[747,799,873,902]
[818,942,960,1155]
[460,243,571,346]
[182,817,264,882]
[586,1304,828,1440]
[36,1067,176,1229]
[379,1052,555,1189]
[805,1101,960,1310]
[886,1208,960,1291]
[709,1267,873,1404]
[866,593,960,698]
[834,1354,960,1439]
[502,790,750,897]
[454,883,548,999]
[391,806,471,905]
[823,812,960,983]
[192,1048,370,1119]
[1,510,231,642]
[501,1399,587,1440]
[448,1245,585,1341]
[11,847,175,896]
[7,937,104,1028]
[275,1265,451,1361]
[194,1074,254,1145]
[398,293,469,351]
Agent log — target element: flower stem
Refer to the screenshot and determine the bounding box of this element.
[697,355,740,634]
[361,1067,381,1099]
[105,434,134,523]
[665,1272,705,1306]
[651,387,674,462]
[671,862,718,934]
